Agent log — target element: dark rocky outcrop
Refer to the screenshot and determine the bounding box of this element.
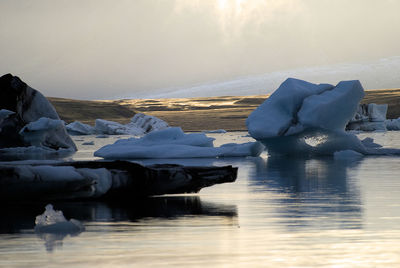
[0,160,238,201]
[0,74,76,151]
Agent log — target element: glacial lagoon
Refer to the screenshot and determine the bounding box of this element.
[1,131,400,267]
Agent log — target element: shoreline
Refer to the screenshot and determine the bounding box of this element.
[49,89,400,132]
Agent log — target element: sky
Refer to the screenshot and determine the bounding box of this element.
[1,0,400,99]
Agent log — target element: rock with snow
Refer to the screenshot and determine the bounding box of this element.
[66,121,96,135]
[245,78,398,156]
[94,127,263,159]
[0,74,76,151]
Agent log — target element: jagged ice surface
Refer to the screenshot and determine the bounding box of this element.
[246,78,400,156]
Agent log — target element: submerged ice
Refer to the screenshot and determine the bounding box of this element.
[246,78,400,156]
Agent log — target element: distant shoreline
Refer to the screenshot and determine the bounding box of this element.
[49,89,400,132]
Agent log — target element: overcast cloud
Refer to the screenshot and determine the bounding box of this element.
[1,0,400,99]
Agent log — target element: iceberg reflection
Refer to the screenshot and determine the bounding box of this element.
[251,156,363,230]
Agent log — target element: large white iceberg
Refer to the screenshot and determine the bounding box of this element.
[246,78,400,156]
[94,127,264,159]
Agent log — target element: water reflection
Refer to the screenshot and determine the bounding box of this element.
[251,156,364,230]
[1,196,236,232]
[36,229,83,252]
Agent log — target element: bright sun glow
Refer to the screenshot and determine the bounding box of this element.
[218,0,246,13]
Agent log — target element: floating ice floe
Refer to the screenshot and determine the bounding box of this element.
[202,129,227,134]
[246,78,400,156]
[94,127,264,159]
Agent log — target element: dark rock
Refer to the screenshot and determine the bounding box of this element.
[0,160,237,201]
[0,74,76,151]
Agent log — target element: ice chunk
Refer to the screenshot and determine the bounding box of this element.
[19,117,76,151]
[293,80,364,132]
[0,109,14,121]
[76,168,112,196]
[203,129,227,133]
[66,121,96,135]
[95,142,263,159]
[35,204,84,251]
[93,114,169,136]
[334,150,364,159]
[95,119,145,135]
[246,78,334,139]
[347,103,388,131]
[94,127,263,159]
[35,204,85,234]
[0,109,15,131]
[247,78,363,140]
[361,137,382,148]
[368,103,388,122]
[130,113,169,132]
[385,118,400,130]
[82,141,94,145]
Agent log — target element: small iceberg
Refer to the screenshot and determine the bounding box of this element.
[35,204,84,252]
[35,204,85,234]
[66,121,96,135]
[94,127,264,159]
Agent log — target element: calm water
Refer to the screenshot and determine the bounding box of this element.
[1,132,400,267]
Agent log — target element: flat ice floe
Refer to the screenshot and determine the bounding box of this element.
[246,78,400,156]
[94,127,264,159]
